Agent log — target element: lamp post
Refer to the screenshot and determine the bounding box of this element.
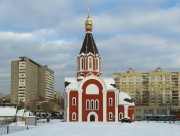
[3,98,5,106]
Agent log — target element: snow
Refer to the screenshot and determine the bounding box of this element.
[65,76,117,90]
[0,107,16,117]
[5,121,180,136]
[103,78,117,90]
[65,77,79,90]
[119,92,135,106]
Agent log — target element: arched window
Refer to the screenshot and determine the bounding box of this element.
[80,57,84,70]
[72,97,76,106]
[109,98,113,106]
[88,57,93,70]
[91,100,94,110]
[95,99,99,110]
[109,112,113,120]
[72,112,76,120]
[119,112,123,120]
[96,58,99,70]
[86,100,90,110]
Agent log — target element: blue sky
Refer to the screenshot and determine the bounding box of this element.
[0,0,180,94]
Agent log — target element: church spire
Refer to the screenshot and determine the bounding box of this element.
[77,1,101,81]
[85,0,92,33]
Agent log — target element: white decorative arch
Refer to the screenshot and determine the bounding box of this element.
[87,112,98,122]
[78,75,107,93]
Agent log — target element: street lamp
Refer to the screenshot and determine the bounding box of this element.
[3,98,5,106]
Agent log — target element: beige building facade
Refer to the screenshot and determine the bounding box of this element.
[11,57,54,104]
[113,67,180,106]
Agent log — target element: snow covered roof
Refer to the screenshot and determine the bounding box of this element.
[102,78,117,90]
[16,109,25,117]
[65,77,117,91]
[17,109,34,117]
[119,92,135,106]
[65,77,79,90]
[0,107,17,117]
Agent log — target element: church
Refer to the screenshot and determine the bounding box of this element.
[64,11,135,122]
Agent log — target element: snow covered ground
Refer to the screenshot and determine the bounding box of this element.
[4,121,180,136]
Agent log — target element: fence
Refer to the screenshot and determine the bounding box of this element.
[0,125,36,136]
[0,119,13,125]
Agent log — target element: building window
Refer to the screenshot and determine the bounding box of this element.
[109,98,113,106]
[96,58,99,70]
[86,100,90,110]
[95,99,99,110]
[72,97,76,106]
[91,100,94,110]
[80,58,84,70]
[119,112,123,120]
[109,112,113,120]
[88,57,93,70]
[72,112,76,120]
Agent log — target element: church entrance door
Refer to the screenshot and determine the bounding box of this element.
[90,115,95,122]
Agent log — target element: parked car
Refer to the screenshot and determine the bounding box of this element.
[121,117,131,123]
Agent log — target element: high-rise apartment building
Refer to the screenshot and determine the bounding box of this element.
[113,67,180,106]
[11,57,54,104]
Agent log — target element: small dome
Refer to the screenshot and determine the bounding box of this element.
[85,15,92,26]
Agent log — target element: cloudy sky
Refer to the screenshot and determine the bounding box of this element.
[0,0,180,94]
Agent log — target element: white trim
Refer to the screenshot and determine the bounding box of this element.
[67,91,70,122]
[103,92,107,121]
[87,112,98,122]
[124,105,129,118]
[115,92,118,122]
[78,90,82,122]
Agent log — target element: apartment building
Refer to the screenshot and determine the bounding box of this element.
[113,67,180,106]
[11,57,54,104]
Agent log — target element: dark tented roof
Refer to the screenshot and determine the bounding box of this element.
[79,33,99,55]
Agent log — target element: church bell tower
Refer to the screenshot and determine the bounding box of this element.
[77,6,101,81]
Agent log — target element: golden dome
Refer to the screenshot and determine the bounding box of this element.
[85,15,92,26]
[85,19,92,26]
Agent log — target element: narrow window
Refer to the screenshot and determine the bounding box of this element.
[82,58,84,70]
[109,98,113,106]
[91,100,94,110]
[72,97,76,106]
[119,112,123,120]
[86,100,90,110]
[81,58,84,70]
[96,59,99,70]
[95,99,99,110]
[109,112,113,120]
[72,112,76,120]
[89,57,93,70]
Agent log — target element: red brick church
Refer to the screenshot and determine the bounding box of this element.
[64,12,135,122]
